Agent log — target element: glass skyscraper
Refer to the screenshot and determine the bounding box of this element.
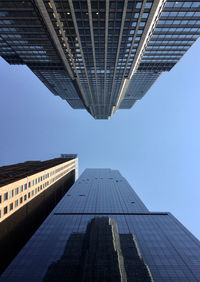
[0,0,200,119]
[1,168,200,281]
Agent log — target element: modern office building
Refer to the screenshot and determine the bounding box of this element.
[0,1,200,119]
[0,155,78,274]
[1,168,200,281]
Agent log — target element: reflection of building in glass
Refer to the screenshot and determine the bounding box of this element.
[43,217,153,282]
[0,155,77,273]
[0,1,200,119]
[1,168,200,281]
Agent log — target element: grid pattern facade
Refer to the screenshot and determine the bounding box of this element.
[120,71,161,108]
[0,1,200,118]
[143,1,200,69]
[1,168,200,281]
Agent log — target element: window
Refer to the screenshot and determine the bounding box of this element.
[20,197,23,204]
[15,200,18,207]
[35,179,37,185]
[20,185,23,192]
[142,13,148,19]
[4,192,8,201]
[145,2,152,9]
[24,183,27,190]
[10,203,13,211]
[32,180,34,186]
[24,195,27,201]
[10,190,14,198]
[4,206,8,215]
[28,192,30,199]
[15,187,19,195]
[136,2,142,8]
[28,182,31,188]
[0,195,1,203]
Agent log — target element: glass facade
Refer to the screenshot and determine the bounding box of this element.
[120,71,161,109]
[0,0,200,118]
[1,168,200,281]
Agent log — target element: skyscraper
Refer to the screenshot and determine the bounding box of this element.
[0,0,199,119]
[0,155,78,273]
[1,168,200,281]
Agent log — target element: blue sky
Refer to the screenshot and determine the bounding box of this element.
[0,39,200,239]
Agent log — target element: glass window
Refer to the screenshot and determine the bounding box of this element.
[15,200,18,207]
[10,190,14,198]
[20,185,23,192]
[24,183,27,190]
[145,2,152,9]
[136,2,142,9]
[183,2,192,8]
[10,203,13,211]
[15,187,19,195]
[134,13,139,19]
[4,192,8,201]
[4,206,8,215]
[142,13,148,19]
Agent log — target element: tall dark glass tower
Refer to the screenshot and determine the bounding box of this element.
[1,168,200,281]
[0,0,200,119]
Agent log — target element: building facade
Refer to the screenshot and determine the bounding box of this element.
[0,155,78,273]
[0,0,200,119]
[1,168,200,281]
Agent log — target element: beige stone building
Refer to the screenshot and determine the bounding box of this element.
[0,155,78,273]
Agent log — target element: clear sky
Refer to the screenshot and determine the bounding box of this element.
[0,39,200,239]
